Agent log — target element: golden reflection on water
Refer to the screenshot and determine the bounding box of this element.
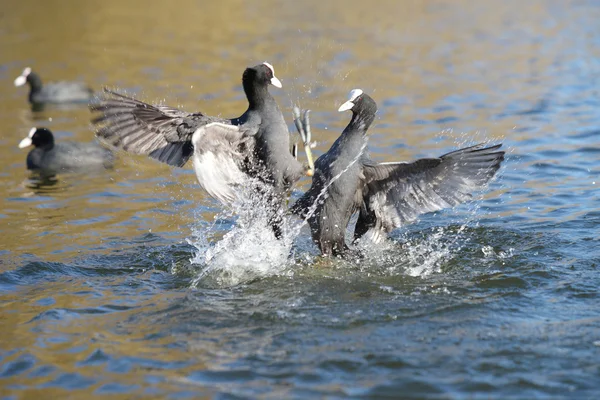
[1,0,599,395]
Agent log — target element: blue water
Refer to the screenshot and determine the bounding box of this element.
[1,0,599,398]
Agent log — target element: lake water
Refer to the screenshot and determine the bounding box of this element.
[1,0,599,398]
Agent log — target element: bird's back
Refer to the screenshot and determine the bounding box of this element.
[298,127,367,252]
[35,81,93,103]
[36,142,113,172]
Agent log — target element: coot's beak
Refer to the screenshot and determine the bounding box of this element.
[270,76,282,88]
[338,100,354,112]
[14,75,26,87]
[338,88,363,112]
[18,137,32,148]
[18,127,36,148]
[14,67,31,87]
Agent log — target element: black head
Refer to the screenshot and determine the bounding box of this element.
[19,127,55,150]
[338,89,378,117]
[242,62,282,90]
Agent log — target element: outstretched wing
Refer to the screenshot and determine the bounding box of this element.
[91,89,259,205]
[91,89,222,167]
[191,122,256,204]
[355,143,505,241]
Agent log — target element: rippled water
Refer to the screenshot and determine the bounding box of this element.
[1,0,599,398]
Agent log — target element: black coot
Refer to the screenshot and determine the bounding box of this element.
[18,127,114,175]
[292,89,505,256]
[14,67,94,105]
[91,62,314,238]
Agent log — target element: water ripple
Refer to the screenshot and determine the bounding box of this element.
[1,1,600,398]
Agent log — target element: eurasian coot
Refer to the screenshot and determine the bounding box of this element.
[91,62,314,238]
[14,67,94,104]
[292,89,505,256]
[18,127,114,175]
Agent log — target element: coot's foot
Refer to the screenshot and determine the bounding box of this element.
[293,106,315,176]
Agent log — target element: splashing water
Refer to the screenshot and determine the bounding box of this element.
[187,179,304,287]
[187,138,370,287]
[400,225,467,277]
[353,156,503,278]
[186,132,505,286]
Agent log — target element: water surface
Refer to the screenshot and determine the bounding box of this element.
[1,0,599,398]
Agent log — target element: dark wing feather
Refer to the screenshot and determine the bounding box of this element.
[91,89,219,167]
[356,143,505,241]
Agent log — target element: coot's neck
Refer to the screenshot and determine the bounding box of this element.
[346,108,376,138]
[243,80,273,110]
[27,72,43,99]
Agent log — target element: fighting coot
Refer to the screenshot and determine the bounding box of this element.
[91,62,314,237]
[292,89,505,256]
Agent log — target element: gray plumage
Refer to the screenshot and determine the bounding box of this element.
[293,90,505,256]
[91,63,304,202]
[92,90,224,168]
[19,128,114,175]
[14,67,93,104]
[91,63,306,237]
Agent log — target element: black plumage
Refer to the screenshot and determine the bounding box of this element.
[91,62,313,237]
[18,127,114,174]
[14,67,93,104]
[293,90,505,256]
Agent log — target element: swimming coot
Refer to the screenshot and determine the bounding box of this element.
[292,89,505,256]
[14,67,94,105]
[18,127,114,174]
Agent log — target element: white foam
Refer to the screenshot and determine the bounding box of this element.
[188,180,303,287]
[185,131,503,285]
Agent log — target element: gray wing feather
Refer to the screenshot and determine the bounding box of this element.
[357,143,504,239]
[91,89,215,167]
[191,122,256,204]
